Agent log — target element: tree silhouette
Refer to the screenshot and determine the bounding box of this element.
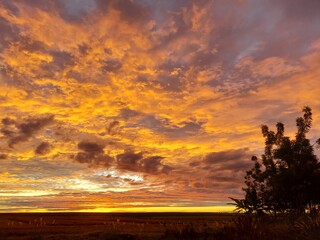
[231,107,320,215]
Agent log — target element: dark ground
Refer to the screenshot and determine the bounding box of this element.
[0,212,234,240]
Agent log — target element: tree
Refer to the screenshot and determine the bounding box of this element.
[231,107,320,215]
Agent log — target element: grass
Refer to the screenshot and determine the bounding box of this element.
[0,213,319,240]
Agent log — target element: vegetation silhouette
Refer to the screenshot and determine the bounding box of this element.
[231,106,320,216]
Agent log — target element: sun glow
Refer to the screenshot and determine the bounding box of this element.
[77,206,236,213]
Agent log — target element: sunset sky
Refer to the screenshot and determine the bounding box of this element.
[1,0,320,212]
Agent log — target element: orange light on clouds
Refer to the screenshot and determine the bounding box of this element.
[0,0,320,212]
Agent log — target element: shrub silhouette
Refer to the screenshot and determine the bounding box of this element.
[231,107,320,216]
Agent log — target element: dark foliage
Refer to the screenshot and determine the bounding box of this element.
[231,107,320,215]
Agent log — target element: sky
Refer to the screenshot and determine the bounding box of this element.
[1,0,320,212]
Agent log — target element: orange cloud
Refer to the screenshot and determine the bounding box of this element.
[0,0,320,212]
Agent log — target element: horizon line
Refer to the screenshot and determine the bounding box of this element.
[0,206,236,213]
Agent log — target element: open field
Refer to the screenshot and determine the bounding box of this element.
[0,213,232,240]
[0,212,319,240]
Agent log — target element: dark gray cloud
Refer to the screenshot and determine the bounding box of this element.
[65,70,87,82]
[142,116,204,137]
[114,0,149,22]
[95,0,150,24]
[75,152,113,167]
[1,0,95,24]
[75,140,113,168]
[106,120,120,135]
[193,149,252,191]
[2,117,15,125]
[204,148,250,165]
[118,107,205,138]
[49,50,74,70]
[0,128,15,137]
[202,154,253,173]
[102,58,122,72]
[78,141,104,154]
[184,148,253,193]
[0,17,16,50]
[193,182,204,189]
[207,175,239,183]
[8,135,35,148]
[119,108,140,120]
[56,0,96,23]
[78,43,91,55]
[18,115,54,136]
[1,115,55,148]
[189,161,201,167]
[116,151,144,171]
[116,150,172,174]
[140,156,173,174]
[35,142,51,155]
[155,73,184,92]
[0,0,20,14]
[271,0,320,20]
[0,153,7,159]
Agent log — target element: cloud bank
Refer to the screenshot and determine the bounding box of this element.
[0,0,320,211]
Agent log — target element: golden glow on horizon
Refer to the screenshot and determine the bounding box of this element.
[0,206,236,213]
[82,206,236,213]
